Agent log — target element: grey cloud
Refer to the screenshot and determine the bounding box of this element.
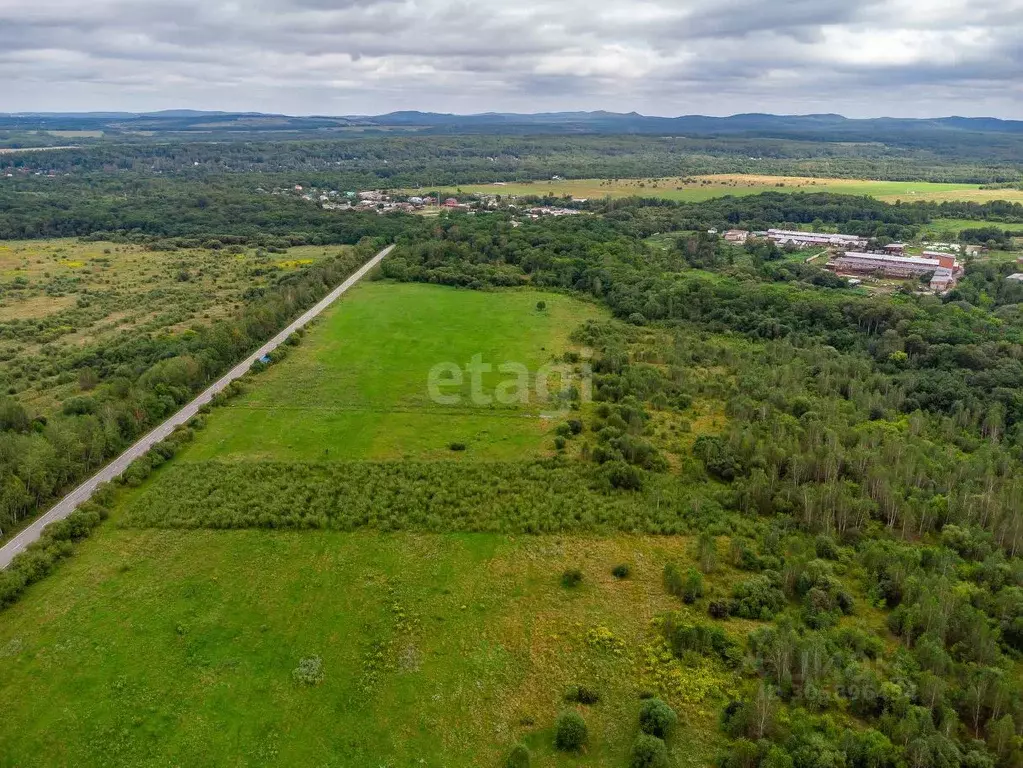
[0,0,1021,117]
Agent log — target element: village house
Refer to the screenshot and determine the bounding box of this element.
[929,267,956,292]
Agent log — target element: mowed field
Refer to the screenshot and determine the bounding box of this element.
[0,280,758,766]
[180,280,603,461]
[424,174,1023,204]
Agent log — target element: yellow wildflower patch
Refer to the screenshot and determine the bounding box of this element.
[585,625,628,655]
[640,639,739,707]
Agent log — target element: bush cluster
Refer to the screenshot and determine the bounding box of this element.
[554,710,588,751]
[121,460,706,535]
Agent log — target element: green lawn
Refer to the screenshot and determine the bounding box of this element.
[182,281,602,461]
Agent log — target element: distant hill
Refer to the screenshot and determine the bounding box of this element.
[352,110,1023,137]
[2,109,1023,144]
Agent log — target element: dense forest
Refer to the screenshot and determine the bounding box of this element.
[3,133,1023,184]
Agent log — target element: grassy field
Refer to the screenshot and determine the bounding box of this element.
[0,527,751,767]
[420,174,1023,204]
[0,281,751,766]
[180,281,602,462]
[919,218,1023,237]
[0,238,345,412]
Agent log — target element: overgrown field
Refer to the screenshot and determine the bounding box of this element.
[0,238,344,413]
[178,281,602,461]
[121,460,699,533]
[420,174,1023,204]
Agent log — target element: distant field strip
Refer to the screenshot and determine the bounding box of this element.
[423,174,1023,204]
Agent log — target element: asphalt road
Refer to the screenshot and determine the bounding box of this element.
[0,244,394,570]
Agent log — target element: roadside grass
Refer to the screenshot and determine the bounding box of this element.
[409,174,1023,204]
[0,527,740,767]
[179,281,603,461]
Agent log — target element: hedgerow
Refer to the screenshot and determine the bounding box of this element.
[0,423,200,613]
[0,499,108,610]
[120,460,717,534]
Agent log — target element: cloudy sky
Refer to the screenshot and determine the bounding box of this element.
[1,0,1021,118]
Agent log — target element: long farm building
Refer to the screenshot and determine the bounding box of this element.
[765,229,869,249]
[827,251,961,290]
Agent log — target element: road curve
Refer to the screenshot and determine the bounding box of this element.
[0,244,394,570]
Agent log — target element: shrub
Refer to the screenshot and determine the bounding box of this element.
[554,436,567,451]
[292,655,324,686]
[565,685,600,705]
[612,563,631,579]
[681,568,704,604]
[815,535,840,560]
[448,441,467,451]
[663,562,684,597]
[505,743,531,768]
[639,698,678,739]
[554,710,588,751]
[561,568,583,588]
[693,435,744,481]
[600,460,644,491]
[121,455,153,487]
[664,619,737,663]
[731,573,787,620]
[630,734,670,768]
[697,531,718,573]
[708,600,731,620]
[729,538,764,571]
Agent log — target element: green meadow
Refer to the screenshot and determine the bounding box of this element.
[181,281,601,462]
[0,527,746,767]
[919,217,1023,236]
